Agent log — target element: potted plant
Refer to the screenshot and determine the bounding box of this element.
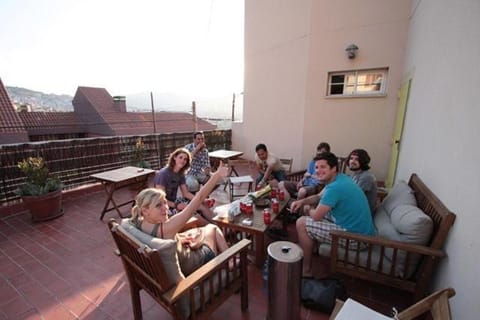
[15,156,64,222]
[130,138,152,169]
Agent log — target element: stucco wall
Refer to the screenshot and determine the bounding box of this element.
[237,0,410,181]
[233,0,312,164]
[303,1,410,180]
[397,0,480,318]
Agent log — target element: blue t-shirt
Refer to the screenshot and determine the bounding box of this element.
[320,173,375,235]
[303,159,321,187]
[153,167,185,202]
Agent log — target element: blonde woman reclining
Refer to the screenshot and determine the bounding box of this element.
[130,166,230,275]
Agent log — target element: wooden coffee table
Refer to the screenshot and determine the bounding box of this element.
[213,197,288,268]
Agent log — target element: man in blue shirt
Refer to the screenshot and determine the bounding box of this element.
[291,152,375,277]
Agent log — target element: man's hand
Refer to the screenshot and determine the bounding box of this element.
[196,142,206,151]
[256,180,266,190]
[290,199,303,213]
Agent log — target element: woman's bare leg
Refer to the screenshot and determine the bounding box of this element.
[213,226,229,252]
[202,224,218,253]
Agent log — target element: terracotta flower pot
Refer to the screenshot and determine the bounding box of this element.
[22,189,63,222]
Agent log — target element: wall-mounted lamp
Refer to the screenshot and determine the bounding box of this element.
[345,44,359,59]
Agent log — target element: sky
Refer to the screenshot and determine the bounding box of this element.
[0,0,244,98]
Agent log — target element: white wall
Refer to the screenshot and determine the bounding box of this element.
[233,0,312,164]
[397,0,480,317]
[303,1,410,180]
[237,0,410,181]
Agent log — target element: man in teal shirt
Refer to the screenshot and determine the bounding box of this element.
[291,152,375,277]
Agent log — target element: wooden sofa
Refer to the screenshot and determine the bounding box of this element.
[325,174,456,302]
[108,219,251,320]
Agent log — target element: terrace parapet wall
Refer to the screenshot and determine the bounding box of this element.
[0,130,231,217]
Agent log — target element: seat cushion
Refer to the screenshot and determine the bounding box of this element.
[319,243,395,275]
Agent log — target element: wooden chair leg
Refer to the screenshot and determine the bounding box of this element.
[240,251,249,311]
[130,284,143,320]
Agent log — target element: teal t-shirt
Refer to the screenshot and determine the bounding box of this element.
[320,173,375,235]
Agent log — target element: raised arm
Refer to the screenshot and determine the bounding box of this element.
[167,166,228,233]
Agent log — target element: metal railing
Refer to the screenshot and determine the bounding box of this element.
[0,130,232,205]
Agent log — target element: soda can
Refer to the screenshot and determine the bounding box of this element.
[263,208,271,224]
[271,188,277,199]
[240,200,246,213]
[246,202,253,215]
[206,198,215,208]
[272,199,279,213]
[278,191,285,201]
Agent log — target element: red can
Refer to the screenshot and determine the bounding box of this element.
[278,191,285,201]
[246,202,253,215]
[206,198,215,208]
[240,201,246,213]
[271,188,277,199]
[272,200,279,213]
[263,208,271,224]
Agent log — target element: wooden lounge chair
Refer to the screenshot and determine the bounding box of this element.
[108,219,251,320]
[330,287,455,320]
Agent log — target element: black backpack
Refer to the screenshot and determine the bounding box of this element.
[301,278,347,313]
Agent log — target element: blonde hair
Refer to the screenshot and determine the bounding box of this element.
[131,188,167,221]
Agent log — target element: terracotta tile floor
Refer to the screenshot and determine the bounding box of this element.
[0,163,410,319]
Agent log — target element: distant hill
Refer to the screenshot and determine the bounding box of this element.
[5,86,241,123]
[6,86,74,112]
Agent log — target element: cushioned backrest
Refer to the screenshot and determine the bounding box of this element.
[119,220,193,319]
[391,204,433,245]
[375,203,433,278]
[380,180,417,215]
[120,219,185,283]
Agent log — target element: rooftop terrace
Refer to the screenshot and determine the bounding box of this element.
[0,163,410,320]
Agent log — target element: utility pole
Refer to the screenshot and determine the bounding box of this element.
[192,101,198,132]
[151,92,160,168]
[150,92,156,133]
[231,93,235,121]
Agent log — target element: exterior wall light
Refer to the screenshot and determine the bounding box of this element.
[345,44,359,59]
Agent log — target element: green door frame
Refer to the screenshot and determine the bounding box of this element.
[386,78,411,188]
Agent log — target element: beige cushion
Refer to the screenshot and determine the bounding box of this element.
[119,220,192,319]
[380,180,417,214]
[375,200,433,278]
[120,219,184,282]
[391,204,433,244]
[119,219,233,320]
[323,181,434,279]
[319,243,395,275]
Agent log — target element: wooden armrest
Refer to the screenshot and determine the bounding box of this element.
[329,299,345,320]
[180,217,200,232]
[286,170,306,182]
[329,230,445,258]
[397,287,455,319]
[164,239,251,303]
